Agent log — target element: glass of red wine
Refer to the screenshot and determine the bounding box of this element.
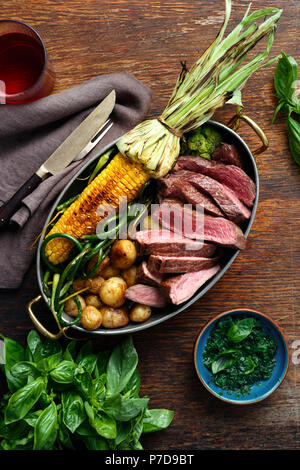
[0,20,54,104]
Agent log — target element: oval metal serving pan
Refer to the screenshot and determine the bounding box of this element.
[36,119,260,336]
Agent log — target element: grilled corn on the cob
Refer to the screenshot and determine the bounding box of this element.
[45,152,149,264]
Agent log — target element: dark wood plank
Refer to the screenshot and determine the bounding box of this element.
[1,0,300,450]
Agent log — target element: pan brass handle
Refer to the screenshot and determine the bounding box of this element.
[27,295,69,340]
[227,110,269,156]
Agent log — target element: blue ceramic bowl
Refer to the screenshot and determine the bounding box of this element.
[194,309,290,404]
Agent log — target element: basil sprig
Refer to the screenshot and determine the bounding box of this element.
[0,332,173,450]
[273,51,300,165]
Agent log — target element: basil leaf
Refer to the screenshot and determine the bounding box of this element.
[91,411,117,440]
[115,421,131,446]
[23,410,43,427]
[106,336,138,395]
[63,341,76,362]
[83,436,109,450]
[50,360,76,384]
[244,356,257,375]
[33,401,57,450]
[142,409,174,433]
[36,352,62,373]
[73,366,93,399]
[0,334,25,392]
[78,354,98,375]
[26,330,43,362]
[274,51,298,104]
[57,411,75,450]
[95,350,110,377]
[62,391,86,433]
[123,368,140,398]
[4,377,45,424]
[10,361,40,381]
[227,318,255,343]
[287,115,300,165]
[212,355,236,375]
[76,341,93,363]
[41,338,62,358]
[104,395,149,422]
[92,374,106,403]
[0,419,29,439]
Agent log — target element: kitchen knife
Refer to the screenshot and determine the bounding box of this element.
[0,90,116,228]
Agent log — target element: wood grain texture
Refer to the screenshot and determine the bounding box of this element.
[1,0,300,450]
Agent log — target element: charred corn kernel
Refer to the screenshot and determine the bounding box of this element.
[45,153,149,265]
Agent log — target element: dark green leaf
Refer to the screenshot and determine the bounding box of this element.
[227,318,255,343]
[0,419,29,439]
[142,409,174,433]
[115,421,131,446]
[41,338,62,358]
[90,411,116,440]
[0,334,25,392]
[212,355,237,375]
[244,356,257,375]
[95,350,110,377]
[92,374,106,403]
[104,395,149,422]
[73,366,93,399]
[106,337,138,395]
[50,360,76,384]
[10,361,40,381]
[23,410,43,427]
[76,341,93,363]
[4,377,45,424]
[76,419,99,437]
[33,401,58,450]
[36,352,62,373]
[57,411,75,450]
[123,369,140,398]
[274,51,298,103]
[78,354,98,375]
[83,436,109,450]
[287,115,300,165]
[26,330,43,362]
[62,391,86,433]
[63,341,77,362]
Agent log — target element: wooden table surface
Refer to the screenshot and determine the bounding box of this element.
[1,0,300,450]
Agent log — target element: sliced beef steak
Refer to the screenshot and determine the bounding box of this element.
[212,143,242,167]
[154,198,246,250]
[178,170,250,224]
[148,254,218,274]
[174,156,256,207]
[136,261,165,285]
[125,284,168,307]
[162,264,221,305]
[135,229,216,257]
[158,176,223,217]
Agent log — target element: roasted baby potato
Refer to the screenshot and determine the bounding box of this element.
[72,278,91,292]
[101,264,121,280]
[100,306,129,329]
[81,306,102,330]
[87,275,105,294]
[87,255,110,276]
[129,304,152,323]
[121,265,137,287]
[85,294,102,309]
[99,276,127,307]
[110,240,137,270]
[64,295,86,318]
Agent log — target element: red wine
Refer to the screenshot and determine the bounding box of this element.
[0,32,45,95]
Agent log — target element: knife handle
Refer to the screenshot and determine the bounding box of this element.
[0,173,43,228]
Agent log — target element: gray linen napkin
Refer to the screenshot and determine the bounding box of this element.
[0,73,152,288]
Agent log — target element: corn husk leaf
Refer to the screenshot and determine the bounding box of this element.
[117,0,282,177]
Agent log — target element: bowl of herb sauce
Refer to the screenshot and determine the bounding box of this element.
[194,309,290,404]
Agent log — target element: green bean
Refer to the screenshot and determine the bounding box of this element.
[57,294,82,327]
[87,150,113,185]
[56,194,80,212]
[42,270,51,298]
[54,245,91,311]
[80,247,104,280]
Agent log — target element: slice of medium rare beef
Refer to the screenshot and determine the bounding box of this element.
[148,254,218,274]
[212,143,242,167]
[136,261,165,285]
[174,170,251,224]
[135,230,216,257]
[162,264,221,305]
[158,176,223,217]
[153,198,246,250]
[125,284,168,307]
[174,156,256,207]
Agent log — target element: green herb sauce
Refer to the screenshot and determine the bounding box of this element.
[202,316,277,396]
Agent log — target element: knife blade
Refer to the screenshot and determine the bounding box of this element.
[0,90,116,228]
